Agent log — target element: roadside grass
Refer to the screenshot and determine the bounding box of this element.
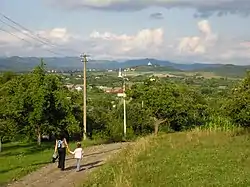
[0,138,106,186]
[83,129,250,187]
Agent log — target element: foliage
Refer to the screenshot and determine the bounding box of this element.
[1,58,249,147]
[126,79,208,132]
[225,71,250,127]
[0,60,80,145]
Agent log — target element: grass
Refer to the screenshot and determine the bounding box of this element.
[0,138,105,186]
[83,130,250,187]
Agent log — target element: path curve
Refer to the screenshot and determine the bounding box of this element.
[8,142,129,187]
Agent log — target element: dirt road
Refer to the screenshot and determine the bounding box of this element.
[8,142,129,187]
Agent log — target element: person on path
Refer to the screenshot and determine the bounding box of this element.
[69,142,84,172]
[54,133,69,171]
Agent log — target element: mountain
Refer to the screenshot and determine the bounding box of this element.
[0,57,83,71]
[0,56,249,77]
[196,64,250,77]
[0,57,221,71]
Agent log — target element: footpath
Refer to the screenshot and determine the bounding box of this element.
[8,142,129,187]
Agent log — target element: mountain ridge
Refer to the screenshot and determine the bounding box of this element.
[0,56,249,77]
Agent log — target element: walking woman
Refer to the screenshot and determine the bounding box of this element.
[54,133,69,171]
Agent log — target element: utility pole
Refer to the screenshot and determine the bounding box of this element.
[80,53,88,140]
[123,77,127,137]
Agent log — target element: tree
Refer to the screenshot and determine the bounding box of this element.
[0,60,81,146]
[86,93,116,139]
[127,79,208,134]
[0,73,26,151]
[27,60,81,145]
[0,71,16,84]
[117,102,154,136]
[225,71,250,127]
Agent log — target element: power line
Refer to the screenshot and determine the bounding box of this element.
[0,26,64,56]
[0,27,31,45]
[0,12,81,55]
[0,18,65,55]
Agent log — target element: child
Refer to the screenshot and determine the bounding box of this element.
[69,142,84,172]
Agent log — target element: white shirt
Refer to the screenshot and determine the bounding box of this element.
[70,148,83,159]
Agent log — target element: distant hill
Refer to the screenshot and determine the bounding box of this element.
[194,64,250,77]
[0,56,249,77]
[0,57,222,71]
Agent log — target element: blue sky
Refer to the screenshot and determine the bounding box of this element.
[0,0,250,64]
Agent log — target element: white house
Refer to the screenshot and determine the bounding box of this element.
[75,86,83,91]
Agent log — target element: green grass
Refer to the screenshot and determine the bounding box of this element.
[83,130,250,187]
[0,138,105,186]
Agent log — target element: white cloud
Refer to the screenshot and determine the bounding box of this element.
[89,28,164,58]
[178,20,217,55]
[218,41,250,60]
[0,21,250,64]
[173,20,250,64]
[0,27,72,47]
[49,0,250,17]
[0,27,81,56]
[37,28,70,43]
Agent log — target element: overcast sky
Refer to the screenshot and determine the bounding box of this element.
[0,0,250,64]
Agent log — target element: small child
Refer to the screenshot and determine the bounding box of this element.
[69,142,84,172]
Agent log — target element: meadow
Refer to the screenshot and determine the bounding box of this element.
[83,130,250,187]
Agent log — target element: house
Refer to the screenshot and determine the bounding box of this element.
[75,86,83,91]
[105,87,123,94]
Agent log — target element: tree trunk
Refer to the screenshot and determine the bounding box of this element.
[154,118,167,135]
[0,137,2,152]
[37,127,41,146]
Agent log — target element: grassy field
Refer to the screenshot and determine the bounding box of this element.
[0,139,105,186]
[83,130,250,187]
[104,70,227,79]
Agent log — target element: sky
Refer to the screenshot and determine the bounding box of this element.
[0,0,250,64]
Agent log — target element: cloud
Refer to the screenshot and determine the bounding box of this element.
[240,41,250,48]
[149,12,164,20]
[178,20,217,55]
[89,28,164,58]
[0,26,165,58]
[175,20,250,64]
[49,0,250,17]
[217,41,250,61]
[1,20,250,64]
[0,27,81,56]
[0,27,73,46]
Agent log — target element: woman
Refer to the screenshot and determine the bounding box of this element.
[54,133,69,171]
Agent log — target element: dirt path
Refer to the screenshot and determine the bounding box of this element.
[8,142,129,187]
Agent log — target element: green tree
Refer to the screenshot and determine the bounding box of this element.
[0,60,81,146]
[0,72,29,150]
[127,79,208,134]
[0,71,16,84]
[225,72,250,127]
[27,60,80,145]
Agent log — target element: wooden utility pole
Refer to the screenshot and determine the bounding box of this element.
[80,54,88,140]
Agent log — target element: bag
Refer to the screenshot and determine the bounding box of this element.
[57,140,63,148]
[52,153,58,163]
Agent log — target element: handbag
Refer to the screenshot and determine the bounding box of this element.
[52,153,58,163]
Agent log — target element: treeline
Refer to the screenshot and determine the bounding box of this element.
[0,61,250,150]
